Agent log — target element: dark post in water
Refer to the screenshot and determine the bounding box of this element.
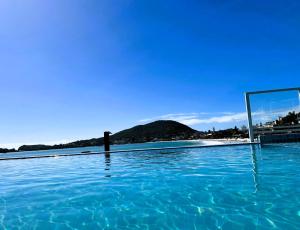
[104,131,111,152]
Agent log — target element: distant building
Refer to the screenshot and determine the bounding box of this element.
[264,121,274,128]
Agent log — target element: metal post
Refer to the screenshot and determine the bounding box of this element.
[245,93,254,142]
[298,90,300,122]
[298,90,300,106]
[104,131,111,152]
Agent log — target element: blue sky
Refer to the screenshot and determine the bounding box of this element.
[1,0,300,148]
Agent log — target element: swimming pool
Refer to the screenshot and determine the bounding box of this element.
[1,143,299,229]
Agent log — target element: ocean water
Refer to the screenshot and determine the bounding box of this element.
[0,143,299,229]
[0,140,223,159]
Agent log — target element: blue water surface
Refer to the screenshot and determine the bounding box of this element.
[0,143,299,229]
[0,140,221,159]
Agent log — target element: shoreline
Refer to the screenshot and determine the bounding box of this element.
[0,138,250,155]
[205,138,249,144]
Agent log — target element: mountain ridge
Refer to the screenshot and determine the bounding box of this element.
[16,120,202,152]
[1,119,249,153]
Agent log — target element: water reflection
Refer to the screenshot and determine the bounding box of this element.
[250,145,260,192]
[104,152,111,177]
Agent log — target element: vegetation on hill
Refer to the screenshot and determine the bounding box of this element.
[203,126,248,139]
[274,111,300,126]
[0,148,16,153]
[111,120,202,144]
[254,111,300,128]
[18,138,103,152]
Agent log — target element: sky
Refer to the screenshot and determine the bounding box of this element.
[1,0,300,148]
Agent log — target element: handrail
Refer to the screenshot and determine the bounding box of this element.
[246,87,300,95]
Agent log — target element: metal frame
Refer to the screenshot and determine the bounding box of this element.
[245,87,300,142]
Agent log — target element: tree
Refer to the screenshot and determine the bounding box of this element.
[240,125,248,132]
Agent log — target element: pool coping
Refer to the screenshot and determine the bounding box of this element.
[0,142,260,161]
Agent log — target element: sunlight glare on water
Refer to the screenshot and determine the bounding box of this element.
[0,143,300,229]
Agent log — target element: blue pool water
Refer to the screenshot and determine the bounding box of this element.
[0,143,299,229]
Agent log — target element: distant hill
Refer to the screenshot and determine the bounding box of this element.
[0,148,17,153]
[111,120,201,144]
[18,138,104,152]
[17,120,201,152]
[2,120,251,153]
